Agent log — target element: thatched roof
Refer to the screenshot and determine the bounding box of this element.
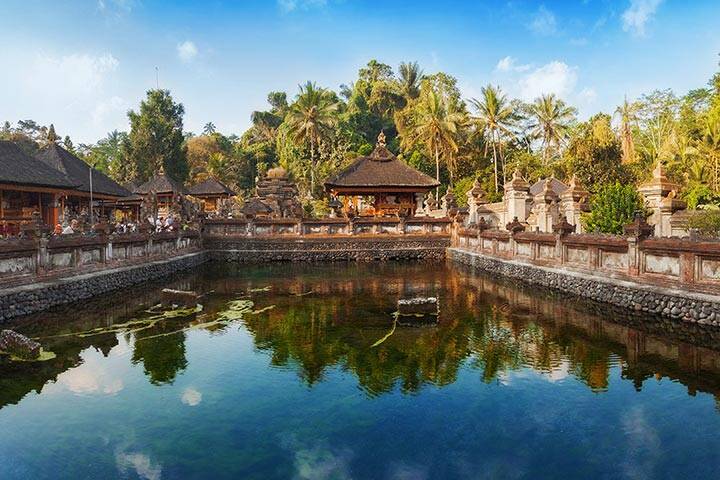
[325,134,439,192]
[188,177,236,197]
[241,197,273,215]
[35,144,130,198]
[0,141,78,189]
[134,172,187,195]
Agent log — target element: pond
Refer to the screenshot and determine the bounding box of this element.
[1,261,720,479]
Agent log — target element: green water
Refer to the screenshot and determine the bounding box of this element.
[1,261,720,479]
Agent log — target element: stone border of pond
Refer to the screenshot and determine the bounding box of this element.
[448,247,720,325]
[0,252,207,323]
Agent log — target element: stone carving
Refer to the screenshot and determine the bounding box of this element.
[624,211,654,239]
[253,167,303,218]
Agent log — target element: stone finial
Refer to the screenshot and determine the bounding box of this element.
[441,191,458,217]
[467,177,488,205]
[552,218,576,236]
[504,169,530,192]
[476,217,490,231]
[377,131,386,148]
[561,174,589,204]
[534,178,559,204]
[506,216,526,234]
[623,211,654,239]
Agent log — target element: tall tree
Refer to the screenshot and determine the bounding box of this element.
[203,122,216,135]
[402,88,464,190]
[397,61,423,101]
[126,89,188,181]
[527,93,577,163]
[469,85,518,193]
[284,81,339,194]
[614,97,638,164]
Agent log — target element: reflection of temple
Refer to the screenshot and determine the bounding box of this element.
[324,133,439,217]
[5,263,720,409]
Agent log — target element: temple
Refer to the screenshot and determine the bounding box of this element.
[324,132,439,217]
[132,170,188,218]
[188,177,236,214]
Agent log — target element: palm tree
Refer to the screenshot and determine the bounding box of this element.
[527,93,577,163]
[203,122,216,135]
[285,81,339,194]
[614,97,638,164]
[469,85,518,193]
[397,61,423,101]
[701,110,720,192]
[402,89,464,193]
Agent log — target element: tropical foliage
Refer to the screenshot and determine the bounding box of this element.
[3,57,720,214]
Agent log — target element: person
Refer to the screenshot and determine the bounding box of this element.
[165,215,175,231]
[156,217,164,232]
[53,224,63,235]
[62,219,79,235]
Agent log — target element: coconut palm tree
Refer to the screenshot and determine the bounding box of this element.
[469,85,518,193]
[701,109,720,192]
[397,61,423,101]
[614,97,638,164]
[203,122,216,135]
[527,93,577,163]
[285,81,339,194]
[402,88,464,192]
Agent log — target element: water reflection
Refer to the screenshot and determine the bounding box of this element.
[3,262,720,409]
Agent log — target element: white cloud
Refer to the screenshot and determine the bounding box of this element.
[518,61,578,101]
[28,53,118,97]
[177,41,198,62]
[181,387,202,406]
[495,56,532,73]
[530,5,557,36]
[622,0,663,36]
[116,452,162,480]
[46,346,124,396]
[92,96,126,126]
[577,87,597,105]
[278,0,328,13]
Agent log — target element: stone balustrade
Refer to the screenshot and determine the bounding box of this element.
[202,217,452,237]
[0,230,201,287]
[453,224,720,296]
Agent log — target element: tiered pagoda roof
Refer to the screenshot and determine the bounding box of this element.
[325,133,439,193]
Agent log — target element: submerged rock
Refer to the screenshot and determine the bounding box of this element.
[0,329,41,360]
[161,289,204,307]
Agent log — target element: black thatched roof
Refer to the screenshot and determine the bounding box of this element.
[188,177,236,196]
[36,144,130,198]
[0,141,78,189]
[241,197,272,215]
[134,173,188,195]
[529,178,568,197]
[325,144,439,191]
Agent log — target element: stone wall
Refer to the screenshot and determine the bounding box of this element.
[448,248,720,325]
[0,252,207,323]
[206,236,450,262]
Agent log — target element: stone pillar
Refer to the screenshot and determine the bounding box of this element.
[624,212,654,277]
[466,178,489,225]
[559,175,590,233]
[503,169,530,229]
[553,218,575,262]
[530,179,560,233]
[638,162,686,237]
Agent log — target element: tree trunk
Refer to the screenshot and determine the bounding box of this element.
[310,137,315,196]
[435,143,440,198]
[491,131,499,193]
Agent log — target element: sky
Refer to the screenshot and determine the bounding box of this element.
[0,0,719,144]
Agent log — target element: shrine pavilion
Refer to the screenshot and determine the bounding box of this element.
[188,177,236,213]
[324,133,439,217]
[132,171,188,217]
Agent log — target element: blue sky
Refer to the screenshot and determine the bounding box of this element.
[1,0,718,144]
